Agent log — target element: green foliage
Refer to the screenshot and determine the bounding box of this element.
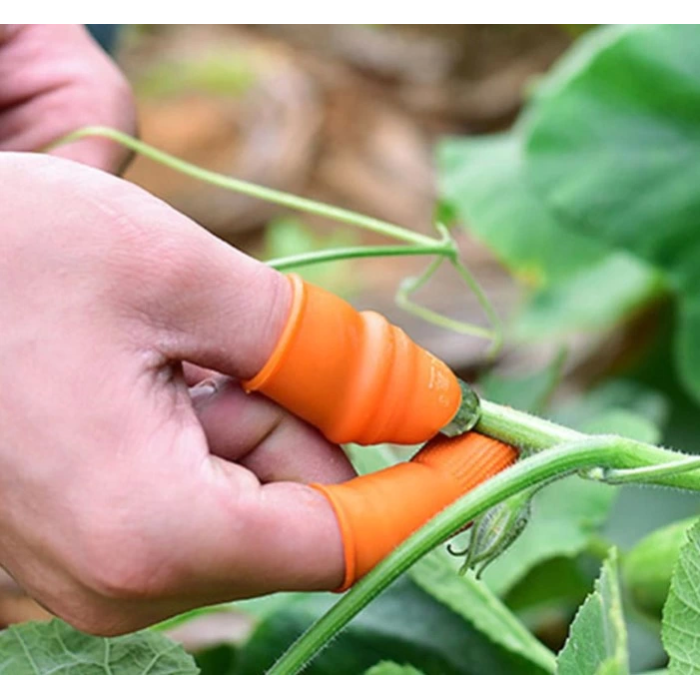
[15,25,700,677]
[440,24,700,401]
[365,661,424,675]
[477,370,661,599]
[0,619,198,675]
[662,519,700,673]
[410,549,556,673]
[135,50,255,98]
[505,556,594,614]
[624,517,696,619]
[557,550,629,675]
[233,578,544,674]
[555,380,669,435]
[437,130,663,342]
[438,132,602,291]
[523,24,700,401]
[481,476,616,597]
[525,24,700,260]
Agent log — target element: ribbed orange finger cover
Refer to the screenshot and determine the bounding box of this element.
[311,432,519,591]
[242,274,462,445]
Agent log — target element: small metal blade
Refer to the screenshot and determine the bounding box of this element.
[441,379,481,437]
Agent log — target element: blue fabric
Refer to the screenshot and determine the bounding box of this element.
[86,24,121,55]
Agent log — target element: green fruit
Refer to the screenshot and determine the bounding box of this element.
[624,517,697,619]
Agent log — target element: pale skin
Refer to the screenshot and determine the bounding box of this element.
[0,24,351,635]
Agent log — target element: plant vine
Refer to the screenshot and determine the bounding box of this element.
[46,127,700,675]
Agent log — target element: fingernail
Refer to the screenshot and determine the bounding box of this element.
[189,379,219,408]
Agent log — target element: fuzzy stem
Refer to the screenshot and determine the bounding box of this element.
[47,127,503,349]
[267,438,621,675]
[451,257,504,356]
[268,425,700,675]
[267,243,450,271]
[476,400,700,490]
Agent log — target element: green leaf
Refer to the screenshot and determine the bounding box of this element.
[557,549,629,675]
[481,476,616,597]
[515,253,664,341]
[554,379,669,437]
[0,619,198,675]
[365,661,424,675]
[438,132,602,289]
[234,578,544,674]
[505,556,594,614]
[410,549,556,673]
[524,24,700,398]
[662,519,700,673]
[526,24,700,264]
[437,131,661,338]
[625,517,696,619]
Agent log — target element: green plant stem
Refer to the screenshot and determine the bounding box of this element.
[266,243,449,271]
[478,399,582,449]
[48,126,436,248]
[269,423,700,675]
[49,126,504,351]
[452,257,504,356]
[268,437,624,675]
[50,126,700,674]
[477,399,700,490]
[591,456,700,485]
[395,257,500,343]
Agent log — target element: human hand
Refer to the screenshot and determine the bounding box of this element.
[0,154,354,635]
[0,24,135,172]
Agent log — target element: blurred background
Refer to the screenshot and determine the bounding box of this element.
[2,24,698,674]
[105,24,576,368]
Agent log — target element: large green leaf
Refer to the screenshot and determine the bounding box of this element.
[233,578,544,675]
[525,24,700,398]
[0,619,198,675]
[437,130,661,339]
[514,254,664,341]
[557,550,629,675]
[438,133,601,289]
[526,24,700,263]
[410,549,556,673]
[662,519,700,674]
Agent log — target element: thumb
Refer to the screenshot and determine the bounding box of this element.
[139,209,462,444]
[105,170,461,444]
[114,189,293,381]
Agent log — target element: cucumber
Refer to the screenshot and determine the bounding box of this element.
[623,517,698,618]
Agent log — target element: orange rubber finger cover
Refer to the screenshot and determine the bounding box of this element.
[311,432,519,591]
[242,274,462,445]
